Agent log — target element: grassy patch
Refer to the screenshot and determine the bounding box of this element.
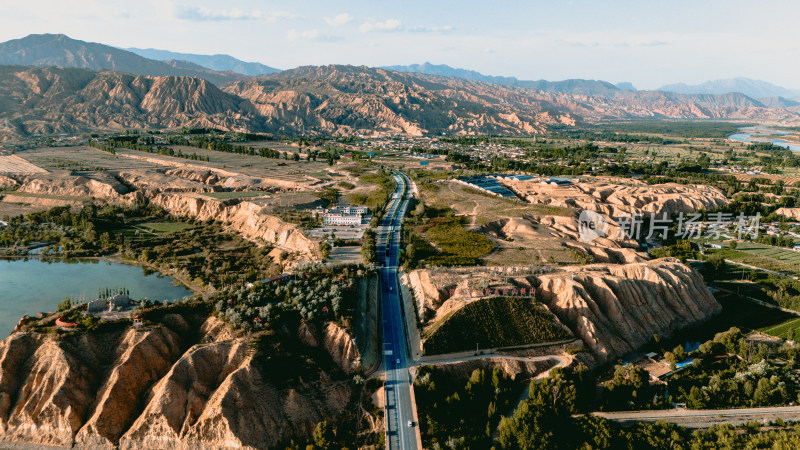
[309,171,331,180]
[758,317,800,339]
[347,171,395,211]
[1,190,88,201]
[137,221,195,234]
[461,186,573,217]
[713,244,800,277]
[422,297,571,355]
[422,217,494,266]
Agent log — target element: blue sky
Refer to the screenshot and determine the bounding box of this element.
[1,0,798,89]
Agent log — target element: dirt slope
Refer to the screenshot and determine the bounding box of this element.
[406,258,720,362]
[150,193,319,258]
[535,258,720,361]
[0,316,363,449]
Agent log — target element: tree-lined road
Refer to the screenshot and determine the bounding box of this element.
[594,405,800,428]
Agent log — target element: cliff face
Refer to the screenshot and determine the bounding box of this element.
[0,317,364,449]
[405,258,720,362]
[4,62,800,141]
[323,323,362,374]
[0,327,182,447]
[535,258,721,361]
[75,327,183,448]
[0,66,259,138]
[150,193,319,258]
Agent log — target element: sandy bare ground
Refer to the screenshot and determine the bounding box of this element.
[0,202,51,218]
[0,155,47,174]
[502,177,728,218]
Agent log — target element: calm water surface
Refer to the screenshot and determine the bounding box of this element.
[0,258,191,337]
[729,127,800,152]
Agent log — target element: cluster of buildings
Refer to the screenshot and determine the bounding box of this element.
[56,294,137,331]
[314,206,369,226]
[87,294,132,313]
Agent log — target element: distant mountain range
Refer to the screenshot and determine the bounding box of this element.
[384,62,632,97]
[3,63,799,141]
[658,77,800,100]
[1,35,800,140]
[0,34,248,86]
[125,48,280,76]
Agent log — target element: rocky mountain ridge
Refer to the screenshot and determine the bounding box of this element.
[659,77,800,100]
[1,63,799,141]
[125,47,280,77]
[0,34,247,86]
[383,62,627,97]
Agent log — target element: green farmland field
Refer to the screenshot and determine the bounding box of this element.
[422,296,571,355]
[713,242,800,276]
[759,317,800,339]
[136,222,195,234]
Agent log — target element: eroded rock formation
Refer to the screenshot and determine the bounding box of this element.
[535,258,720,361]
[150,193,318,258]
[406,258,720,362]
[0,316,363,449]
[505,178,728,218]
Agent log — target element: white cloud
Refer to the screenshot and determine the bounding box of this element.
[286,28,340,42]
[324,13,351,27]
[173,5,297,22]
[359,18,401,33]
[287,29,320,40]
[409,25,453,33]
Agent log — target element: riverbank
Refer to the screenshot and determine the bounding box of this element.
[729,126,800,152]
[0,251,206,294]
[0,258,192,337]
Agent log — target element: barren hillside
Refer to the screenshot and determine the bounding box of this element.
[405,258,720,362]
[0,314,372,449]
[2,64,800,141]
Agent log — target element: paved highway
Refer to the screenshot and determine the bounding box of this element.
[378,171,420,450]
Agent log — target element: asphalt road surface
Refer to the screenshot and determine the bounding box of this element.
[378,171,420,450]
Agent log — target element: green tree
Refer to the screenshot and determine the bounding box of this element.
[753,378,772,406]
[312,421,334,449]
[703,254,726,281]
[688,386,706,409]
[319,240,331,260]
[672,344,687,362]
[57,296,72,311]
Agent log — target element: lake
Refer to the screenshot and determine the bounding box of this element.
[0,258,191,338]
[729,127,800,152]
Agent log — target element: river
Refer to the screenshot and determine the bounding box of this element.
[0,258,191,338]
[729,126,800,152]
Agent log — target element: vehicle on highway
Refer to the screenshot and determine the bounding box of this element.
[389,286,393,291]
[396,358,400,364]
[408,421,414,427]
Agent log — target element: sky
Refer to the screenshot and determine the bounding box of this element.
[1,0,799,90]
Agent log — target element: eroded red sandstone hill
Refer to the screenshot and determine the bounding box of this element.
[2,64,798,140]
